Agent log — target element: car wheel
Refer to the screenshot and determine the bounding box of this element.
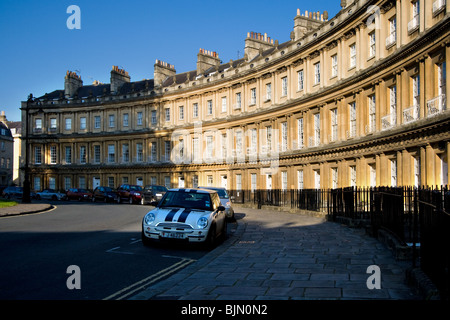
[36,195,41,200]
[141,230,153,247]
[205,224,217,250]
[220,221,227,242]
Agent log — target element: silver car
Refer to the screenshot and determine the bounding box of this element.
[198,187,234,220]
[142,188,227,248]
[36,189,67,201]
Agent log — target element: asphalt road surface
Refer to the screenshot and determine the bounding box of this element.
[0,201,217,300]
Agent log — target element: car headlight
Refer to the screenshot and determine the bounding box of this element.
[197,217,208,229]
[144,212,156,225]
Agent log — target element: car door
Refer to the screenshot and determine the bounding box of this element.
[117,185,124,199]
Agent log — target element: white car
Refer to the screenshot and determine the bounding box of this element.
[36,189,67,201]
[142,188,227,248]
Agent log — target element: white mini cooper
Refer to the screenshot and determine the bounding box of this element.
[142,188,227,248]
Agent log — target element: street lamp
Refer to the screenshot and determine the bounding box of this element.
[22,93,33,203]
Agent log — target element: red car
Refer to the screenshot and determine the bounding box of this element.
[66,188,93,201]
[116,184,143,204]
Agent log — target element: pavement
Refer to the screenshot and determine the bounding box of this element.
[130,205,423,300]
[0,202,53,217]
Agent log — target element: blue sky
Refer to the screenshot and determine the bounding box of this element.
[0,0,341,122]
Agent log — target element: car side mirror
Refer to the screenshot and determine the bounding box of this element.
[150,201,159,206]
[217,205,225,212]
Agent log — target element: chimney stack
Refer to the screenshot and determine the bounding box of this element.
[244,31,275,61]
[154,59,176,87]
[293,9,326,41]
[197,49,220,75]
[0,111,6,124]
[64,71,83,98]
[110,66,130,94]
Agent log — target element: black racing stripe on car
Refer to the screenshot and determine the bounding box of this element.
[177,208,192,223]
[165,209,179,222]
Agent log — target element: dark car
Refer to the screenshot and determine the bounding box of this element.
[92,186,117,203]
[116,184,143,204]
[2,186,23,199]
[66,188,93,201]
[141,185,168,205]
[198,187,234,220]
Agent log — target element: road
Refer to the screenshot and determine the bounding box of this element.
[0,201,221,300]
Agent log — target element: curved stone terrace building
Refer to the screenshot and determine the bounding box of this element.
[21,0,450,192]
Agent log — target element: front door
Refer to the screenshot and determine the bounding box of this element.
[178,176,185,188]
[93,177,100,189]
[221,175,227,189]
[266,174,272,190]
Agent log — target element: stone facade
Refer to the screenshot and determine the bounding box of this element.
[21,0,450,192]
[0,112,14,186]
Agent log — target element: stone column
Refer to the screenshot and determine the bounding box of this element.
[424,54,433,117]
[426,144,435,186]
[375,153,381,186]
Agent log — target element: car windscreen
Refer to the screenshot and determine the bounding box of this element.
[130,186,143,191]
[152,186,167,192]
[159,191,213,211]
[216,189,229,198]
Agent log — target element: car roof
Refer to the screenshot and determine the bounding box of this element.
[168,188,215,194]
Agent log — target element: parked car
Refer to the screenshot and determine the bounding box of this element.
[116,184,143,204]
[92,186,117,203]
[142,188,227,248]
[66,188,93,201]
[2,186,23,199]
[198,187,234,220]
[36,189,67,201]
[141,185,168,205]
